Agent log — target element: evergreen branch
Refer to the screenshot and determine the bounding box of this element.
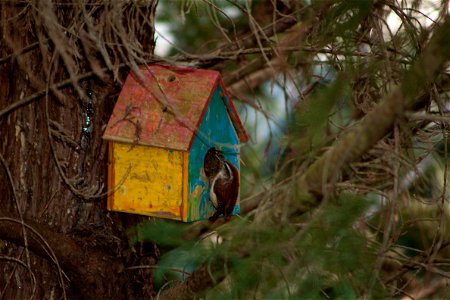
[167,15,450,299]
[297,15,450,209]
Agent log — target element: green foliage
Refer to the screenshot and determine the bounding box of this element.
[133,219,188,248]
[132,219,209,287]
[290,193,382,298]
[145,0,450,298]
[317,0,374,44]
[133,194,387,298]
[293,73,350,152]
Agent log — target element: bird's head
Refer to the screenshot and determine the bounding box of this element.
[204,147,225,179]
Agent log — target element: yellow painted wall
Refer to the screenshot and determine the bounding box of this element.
[108,142,185,220]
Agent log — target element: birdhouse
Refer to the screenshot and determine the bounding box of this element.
[102,64,248,222]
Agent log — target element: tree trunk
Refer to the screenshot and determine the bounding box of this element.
[0,2,158,299]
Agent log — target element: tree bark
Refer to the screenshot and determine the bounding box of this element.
[0,2,158,298]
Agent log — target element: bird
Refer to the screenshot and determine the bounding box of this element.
[203,147,240,222]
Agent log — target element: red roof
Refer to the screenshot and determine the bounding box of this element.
[103,65,248,151]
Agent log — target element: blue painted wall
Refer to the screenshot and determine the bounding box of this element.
[187,85,240,221]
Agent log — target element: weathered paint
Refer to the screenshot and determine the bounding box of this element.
[103,65,248,151]
[187,85,240,221]
[103,65,247,222]
[108,142,184,219]
[181,152,189,221]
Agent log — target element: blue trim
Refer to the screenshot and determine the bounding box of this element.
[187,86,240,221]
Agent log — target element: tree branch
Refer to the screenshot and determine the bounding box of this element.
[298,16,450,202]
[0,214,124,299]
[159,16,450,299]
[158,266,222,300]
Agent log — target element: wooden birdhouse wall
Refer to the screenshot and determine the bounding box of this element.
[186,85,240,221]
[107,142,187,220]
